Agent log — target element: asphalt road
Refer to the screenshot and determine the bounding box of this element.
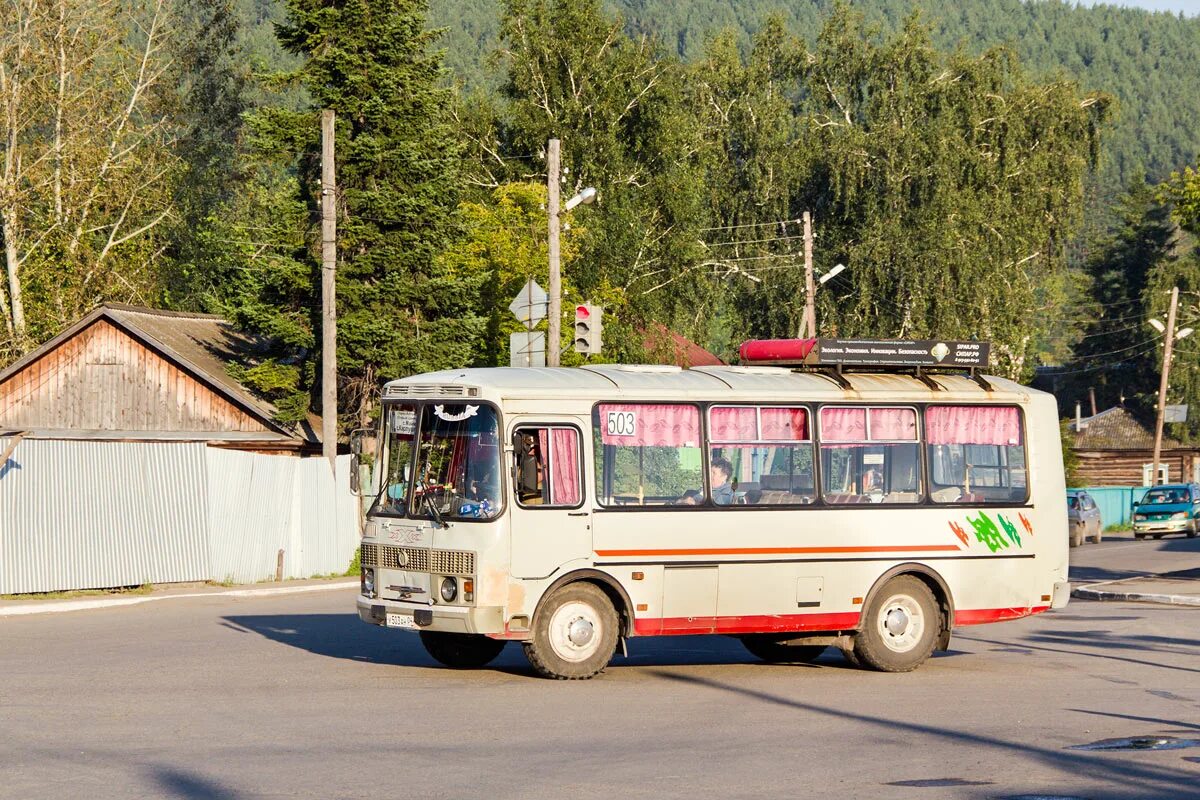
[2,540,1199,800]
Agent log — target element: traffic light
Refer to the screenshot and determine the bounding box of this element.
[573,304,602,354]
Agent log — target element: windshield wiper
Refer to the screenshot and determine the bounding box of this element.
[422,488,450,528]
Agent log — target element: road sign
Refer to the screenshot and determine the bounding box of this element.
[510,331,546,367]
[1165,404,1188,423]
[508,279,548,325]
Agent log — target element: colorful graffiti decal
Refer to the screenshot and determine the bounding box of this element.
[950,512,1032,552]
[997,514,1021,547]
[966,512,1010,553]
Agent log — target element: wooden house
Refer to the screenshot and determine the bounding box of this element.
[0,304,319,453]
[1069,406,1200,487]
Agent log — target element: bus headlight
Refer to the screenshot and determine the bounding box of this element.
[362,568,375,597]
[440,577,458,603]
[1171,511,1188,520]
[1134,514,1146,522]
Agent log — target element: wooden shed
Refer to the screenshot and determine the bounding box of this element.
[1069,406,1200,487]
[0,304,318,452]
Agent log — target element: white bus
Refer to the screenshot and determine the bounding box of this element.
[356,342,1068,679]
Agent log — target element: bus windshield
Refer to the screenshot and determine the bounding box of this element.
[373,403,417,515]
[410,403,502,521]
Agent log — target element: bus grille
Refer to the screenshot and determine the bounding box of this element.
[361,544,475,576]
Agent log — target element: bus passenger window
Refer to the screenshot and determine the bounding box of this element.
[926,406,1026,504]
[593,404,703,506]
[819,407,920,504]
[513,426,582,508]
[708,406,815,506]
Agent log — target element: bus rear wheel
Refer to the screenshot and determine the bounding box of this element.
[524,582,619,680]
[419,631,506,669]
[852,576,939,673]
[739,635,827,664]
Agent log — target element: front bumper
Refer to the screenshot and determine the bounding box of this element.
[356,595,504,635]
[1133,519,1189,534]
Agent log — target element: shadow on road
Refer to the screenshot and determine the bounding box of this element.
[153,767,240,799]
[221,613,443,669]
[956,631,1200,674]
[222,614,960,673]
[647,670,1200,799]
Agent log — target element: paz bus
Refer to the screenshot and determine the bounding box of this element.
[355,337,1068,679]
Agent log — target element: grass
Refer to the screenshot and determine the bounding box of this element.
[1,584,154,601]
[1104,523,1133,532]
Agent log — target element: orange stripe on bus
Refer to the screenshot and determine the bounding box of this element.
[594,544,962,557]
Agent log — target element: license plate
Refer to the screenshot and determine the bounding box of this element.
[386,613,417,630]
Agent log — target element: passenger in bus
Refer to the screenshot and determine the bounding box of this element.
[710,456,735,505]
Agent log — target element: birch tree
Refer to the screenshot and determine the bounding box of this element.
[0,0,177,361]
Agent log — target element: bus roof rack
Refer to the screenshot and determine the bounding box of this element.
[738,338,992,389]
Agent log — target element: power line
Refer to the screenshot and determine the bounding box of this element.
[699,218,798,233]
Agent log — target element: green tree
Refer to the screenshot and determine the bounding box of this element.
[497,0,712,359]
[212,0,479,425]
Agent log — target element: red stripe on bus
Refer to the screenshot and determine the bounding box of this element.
[596,545,962,557]
[634,612,861,636]
[953,606,1051,626]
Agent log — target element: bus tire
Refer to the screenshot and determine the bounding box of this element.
[852,576,939,673]
[419,631,507,669]
[1069,526,1083,548]
[524,582,618,680]
[739,635,826,664]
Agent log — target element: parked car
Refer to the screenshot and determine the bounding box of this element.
[1067,490,1102,547]
[1132,483,1200,540]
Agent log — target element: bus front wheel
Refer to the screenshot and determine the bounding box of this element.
[739,636,827,664]
[853,576,939,673]
[524,582,619,680]
[419,631,506,669]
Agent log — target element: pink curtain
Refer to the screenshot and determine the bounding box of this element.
[870,408,917,441]
[760,407,808,441]
[599,404,700,447]
[709,407,757,441]
[820,407,867,442]
[549,428,581,505]
[926,405,1021,446]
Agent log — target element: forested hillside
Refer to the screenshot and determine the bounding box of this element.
[5,0,1200,442]
[430,0,1200,190]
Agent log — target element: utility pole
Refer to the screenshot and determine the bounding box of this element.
[1151,286,1179,486]
[547,138,562,367]
[321,109,337,470]
[799,211,816,339]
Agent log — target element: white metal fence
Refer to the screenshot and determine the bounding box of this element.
[0,437,358,594]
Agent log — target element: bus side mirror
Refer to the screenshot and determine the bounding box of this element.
[349,428,371,493]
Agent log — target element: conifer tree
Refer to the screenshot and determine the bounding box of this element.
[217,0,480,424]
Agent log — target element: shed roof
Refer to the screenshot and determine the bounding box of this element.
[0,304,311,441]
[1069,406,1186,451]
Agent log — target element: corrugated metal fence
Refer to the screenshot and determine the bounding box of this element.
[0,437,358,594]
[1069,485,1151,528]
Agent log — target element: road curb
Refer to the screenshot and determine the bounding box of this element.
[1071,582,1200,606]
[0,579,360,617]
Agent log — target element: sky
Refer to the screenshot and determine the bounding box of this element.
[1078,0,1200,14]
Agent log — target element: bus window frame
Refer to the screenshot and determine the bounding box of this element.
[922,403,1030,506]
[590,401,708,509]
[368,399,507,524]
[587,399,1034,513]
[706,403,817,509]
[817,404,924,505]
[512,422,587,511]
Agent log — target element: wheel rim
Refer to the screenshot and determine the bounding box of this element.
[547,600,604,663]
[875,593,926,653]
